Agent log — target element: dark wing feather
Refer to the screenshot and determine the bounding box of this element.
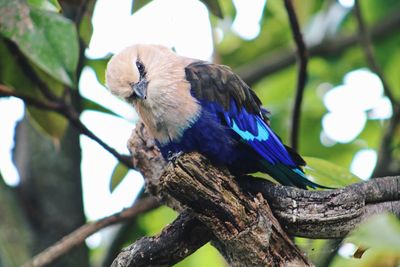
[185,61,262,115]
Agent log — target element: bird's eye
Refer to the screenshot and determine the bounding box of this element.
[136,60,145,77]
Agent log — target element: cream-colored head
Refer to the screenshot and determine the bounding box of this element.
[105,44,200,143]
[106,44,174,100]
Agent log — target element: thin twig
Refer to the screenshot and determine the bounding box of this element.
[284,0,309,151]
[0,84,134,168]
[373,106,400,177]
[22,197,160,267]
[0,84,61,110]
[353,0,397,106]
[61,105,134,168]
[237,11,400,85]
[354,0,400,177]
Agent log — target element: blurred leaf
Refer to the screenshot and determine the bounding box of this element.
[295,238,341,266]
[330,213,400,267]
[110,162,129,193]
[174,243,226,267]
[0,38,38,97]
[86,57,111,85]
[131,0,153,14]
[27,107,68,139]
[0,37,68,139]
[81,96,122,118]
[303,156,362,187]
[346,213,400,250]
[0,0,79,86]
[199,0,223,18]
[218,0,236,19]
[330,249,400,267]
[27,0,61,12]
[137,205,178,236]
[384,49,400,99]
[78,7,94,47]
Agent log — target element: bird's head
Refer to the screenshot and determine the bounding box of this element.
[105,44,182,103]
[105,44,200,142]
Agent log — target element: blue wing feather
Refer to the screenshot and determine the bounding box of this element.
[185,62,328,189]
[224,99,295,167]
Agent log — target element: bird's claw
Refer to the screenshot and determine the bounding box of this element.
[167,151,183,162]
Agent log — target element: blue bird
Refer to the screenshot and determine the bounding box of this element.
[106,44,323,189]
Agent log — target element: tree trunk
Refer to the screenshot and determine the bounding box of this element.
[13,113,89,267]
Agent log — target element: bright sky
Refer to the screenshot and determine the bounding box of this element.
[0,0,388,237]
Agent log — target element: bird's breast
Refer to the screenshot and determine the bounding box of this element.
[135,97,201,144]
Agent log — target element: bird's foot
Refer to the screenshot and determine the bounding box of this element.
[167,151,183,162]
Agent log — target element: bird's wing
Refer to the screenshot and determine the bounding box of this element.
[185,61,304,168]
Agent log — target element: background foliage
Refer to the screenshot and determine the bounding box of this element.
[0,0,399,266]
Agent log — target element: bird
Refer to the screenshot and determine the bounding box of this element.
[106,44,323,189]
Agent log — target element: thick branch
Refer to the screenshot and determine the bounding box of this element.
[151,153,310,266]
[239,175,400,238]
[237,12,400,85]
[284,0,309,151]
[111,212,211,267]
[22,197,159,267]
[113,154,399,267]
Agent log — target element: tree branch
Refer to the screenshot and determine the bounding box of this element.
[60,104,134,168]
[353,0,397,106]
[237,11,400,85]
[284,0,309,151]
[111,212,212,267]
[22,196,160,267]
[373,106,400,177]
[112,151,400,267]
[0,84,62,110]
[0,84,134,168]
[352,1,400,178]
[239,175,400,238]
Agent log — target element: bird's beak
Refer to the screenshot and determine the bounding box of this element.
[130,79,148,100]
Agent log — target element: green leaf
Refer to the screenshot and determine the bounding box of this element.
[0,39,68,140]
[81,96,123,118]
[78,9,93,47]
[330,213,400,267]
[131,0,153,14]
[86,57,111,85]
[346,213,400,250]
[303,157,362,187]
[27,107,68,139]
[137,205,178,236]
[0,0,79,87]
[175,243,226,267]
[27,0,61,12]
[110,162,129,193]
[199,0,223,18]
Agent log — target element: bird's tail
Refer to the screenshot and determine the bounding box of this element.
[259,160,330,189]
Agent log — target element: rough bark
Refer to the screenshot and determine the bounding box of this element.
[111,121,400,267]
[239,176,400,238]
[111,212,211,267]
[112,154,399,266]
[159,153,311,266]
